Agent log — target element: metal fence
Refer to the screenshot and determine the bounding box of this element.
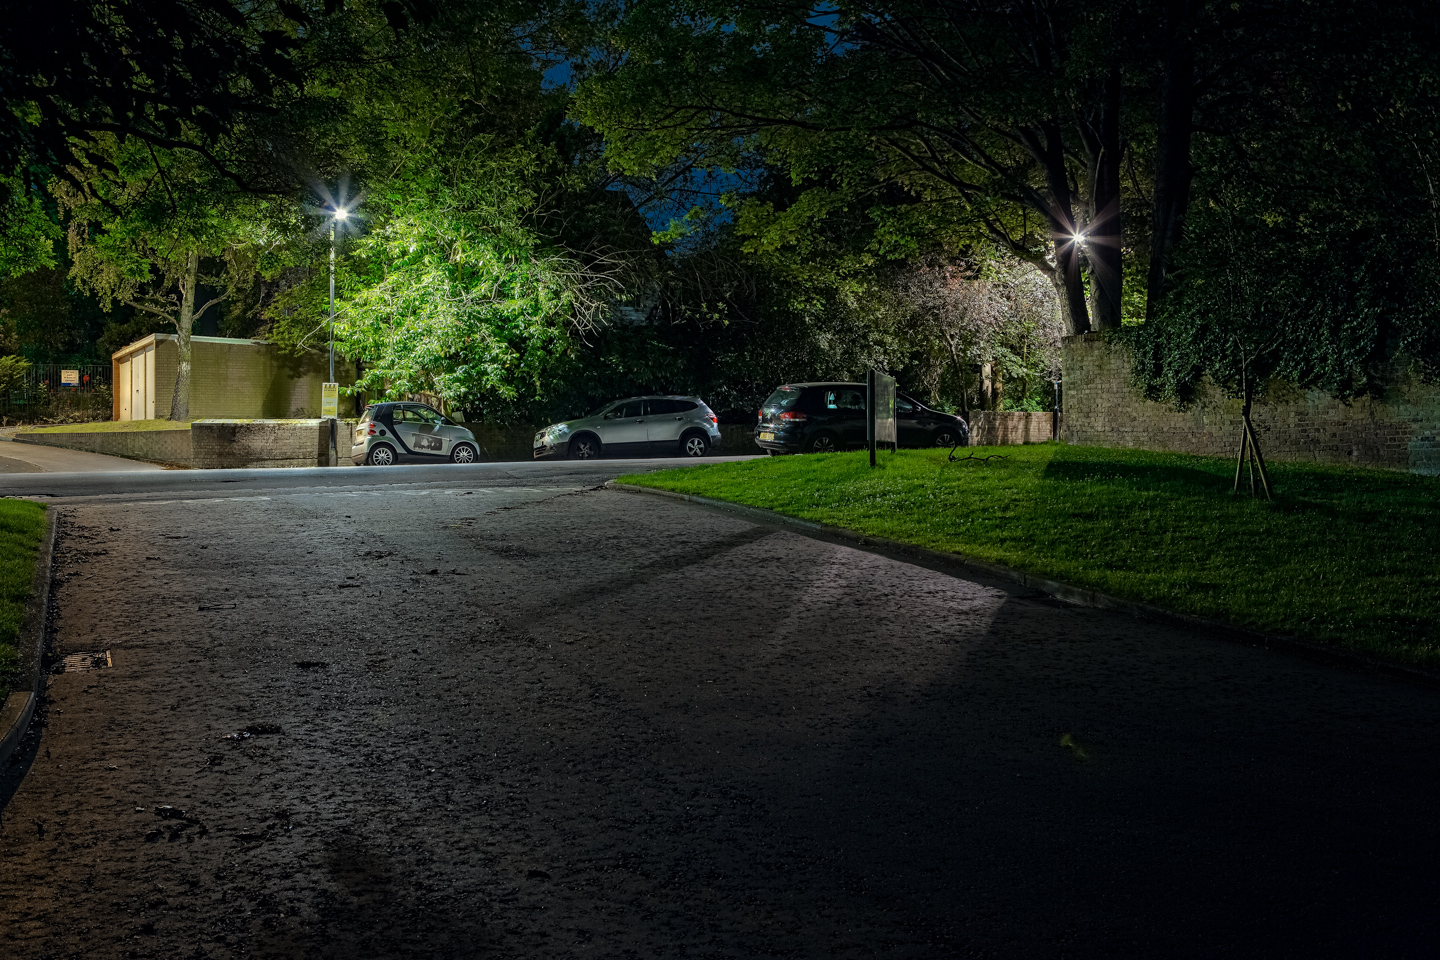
[1,362,112,416]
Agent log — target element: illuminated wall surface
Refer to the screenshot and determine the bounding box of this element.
[1062,334,1440,474]
[112,335,356,421]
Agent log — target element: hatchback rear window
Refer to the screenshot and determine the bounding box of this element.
[762,387,803,412]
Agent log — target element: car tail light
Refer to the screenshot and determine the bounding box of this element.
[779,411,807,422]
[367,422,378,435]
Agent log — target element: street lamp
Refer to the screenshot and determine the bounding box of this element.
[329,206,347,383]
[327,205,348,465]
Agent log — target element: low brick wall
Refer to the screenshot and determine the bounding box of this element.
[1062,334,1440,474]
[969,411,1058,446]
[15,420,356,469]
[191,420,347,468]
[15,425,193,464]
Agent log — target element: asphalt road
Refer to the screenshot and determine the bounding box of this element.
[1,460,1438,959]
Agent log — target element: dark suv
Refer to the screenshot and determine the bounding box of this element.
[753,382,969,454]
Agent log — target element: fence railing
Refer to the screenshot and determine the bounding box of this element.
[1,362,112,416]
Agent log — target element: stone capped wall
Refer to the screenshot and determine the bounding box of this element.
[16,420,356,468]
[14,425,193,465]
[1061,333,1440,474]
[969,411,1058,446]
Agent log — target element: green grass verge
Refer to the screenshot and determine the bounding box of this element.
[17,419,191,434]
[0,499,46,702]
[622,444,1440,667]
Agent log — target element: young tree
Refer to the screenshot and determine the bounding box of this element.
[59,139,264,419]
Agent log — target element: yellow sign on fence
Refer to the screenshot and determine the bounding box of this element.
[321,382,339,418]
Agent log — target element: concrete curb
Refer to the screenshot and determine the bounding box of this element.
[0,504,58,769]
[608,481,1440,688]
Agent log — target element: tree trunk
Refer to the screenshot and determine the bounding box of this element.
[980,362,995,410]
[1049,252,1090,337]
[1032,121,1092,336]
[1146,0,1197,323]
[169,250,199,421]
[1088,66,1124,330]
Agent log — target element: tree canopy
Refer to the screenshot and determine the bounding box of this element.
[0,0,1435,426]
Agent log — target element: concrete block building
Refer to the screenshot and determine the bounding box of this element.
[112,334,357,421]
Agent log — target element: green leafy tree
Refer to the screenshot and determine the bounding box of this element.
[59,138,270,419]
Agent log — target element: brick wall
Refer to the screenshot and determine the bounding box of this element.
[15,426,193,465]
[969,411,1058,446]
[17,420,352,468]
[1061,333,1440,474]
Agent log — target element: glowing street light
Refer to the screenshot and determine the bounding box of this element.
[326,204,349,465]
[329,206,348,383]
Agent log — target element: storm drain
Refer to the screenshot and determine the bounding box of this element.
[56,650,112,672]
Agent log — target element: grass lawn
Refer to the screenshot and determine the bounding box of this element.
[17,419,190,434]
[0,499,47,702]
[622,444,1440,667]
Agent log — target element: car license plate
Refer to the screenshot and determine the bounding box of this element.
[759,431,775,441]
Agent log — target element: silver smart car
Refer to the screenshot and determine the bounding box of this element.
[352,402,481,465]
[533,395,722,459]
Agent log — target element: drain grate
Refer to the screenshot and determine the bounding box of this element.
[57,650,112,672]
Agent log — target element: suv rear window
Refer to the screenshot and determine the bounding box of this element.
[762,386,803,412]
[823,388,865,411]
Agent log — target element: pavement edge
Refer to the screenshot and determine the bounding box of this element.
[608,480,1440,688]
[0,504,58,768]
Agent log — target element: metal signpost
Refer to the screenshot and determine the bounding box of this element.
[867,369,897,467]
[321,382,339,466]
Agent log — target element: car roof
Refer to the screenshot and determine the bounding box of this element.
[609,394,704,401]
[774,382,866,389]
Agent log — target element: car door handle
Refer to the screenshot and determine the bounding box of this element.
[673,416,683,420]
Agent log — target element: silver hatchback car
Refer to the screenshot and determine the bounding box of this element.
[352,402,481,465]
[534,395,722,459]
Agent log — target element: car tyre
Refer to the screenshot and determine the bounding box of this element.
[805,431,840,454]
[932,427,960,448]
[450,442,478,464]
[679,431,709,458]
[366,443,397,466]
[568,434,602,460]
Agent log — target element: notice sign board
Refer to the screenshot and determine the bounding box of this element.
[321,382,339,418]
[867,369,897,466]
[61,369,80,386]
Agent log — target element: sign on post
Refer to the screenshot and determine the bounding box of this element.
[867,369,897,467]
[60,369,80,386]
[320,382,339,419]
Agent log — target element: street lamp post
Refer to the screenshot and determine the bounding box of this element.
[329,208,347,381]
[327,207,348,465]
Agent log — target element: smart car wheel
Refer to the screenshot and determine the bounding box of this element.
[450,442,478,464]
[366,443,397,466]
[680,431,709,457]
[568,434,601,460]
[932,428,959,447]
[805,431,840,454]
